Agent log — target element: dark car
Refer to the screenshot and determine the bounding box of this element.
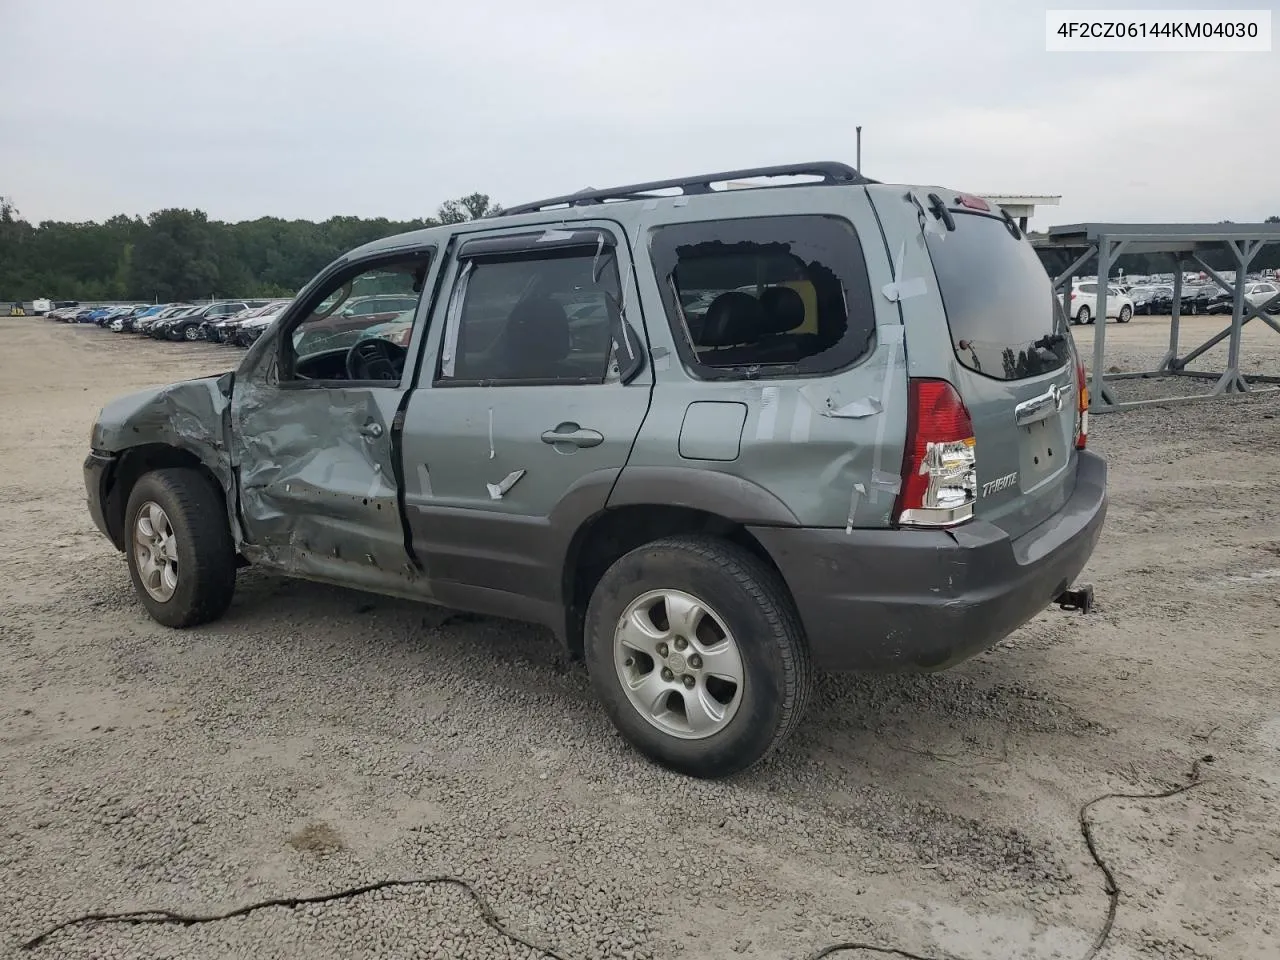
[1205,287,1234,315]
[164,301,249,341]
[1180,283,1216,315]
[148,305,200,338]
[1143,285,1174,314]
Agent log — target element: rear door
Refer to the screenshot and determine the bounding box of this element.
[925,201,1079,539]
[870,188,1079,540]
[397,221,653,623]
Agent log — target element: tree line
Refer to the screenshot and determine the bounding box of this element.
[0,193,502,303]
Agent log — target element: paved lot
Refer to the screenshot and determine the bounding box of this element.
[2,315,1279,960]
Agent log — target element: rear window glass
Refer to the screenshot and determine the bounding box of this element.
[927,212,1071,381]
[649,215,875,379]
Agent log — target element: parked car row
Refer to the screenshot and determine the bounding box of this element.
[1067,276,1280,324]
[44,298,296,346]
[1126,279,1280,317]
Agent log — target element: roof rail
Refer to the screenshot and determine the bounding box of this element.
[500,161,875,217]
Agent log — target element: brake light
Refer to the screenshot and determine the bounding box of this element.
[894,379,977,528]
[1070,291,1077,300]
[1075,356,1089,449]
[955,193,990,212]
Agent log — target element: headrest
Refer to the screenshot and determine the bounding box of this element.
[699,291,765,347]
[758,286,806,335]
[501,296,571,376]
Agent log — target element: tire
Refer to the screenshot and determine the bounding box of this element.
[184,325,202,341]
[124,468,236,628]
[584,535,813,779]
[1076,305,1091,326]
[1118,305,1132,323]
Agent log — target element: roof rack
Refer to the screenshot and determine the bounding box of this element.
[500,161,875,217]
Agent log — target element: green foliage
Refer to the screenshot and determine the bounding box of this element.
[436,193,503,224]
[0,194,496,301]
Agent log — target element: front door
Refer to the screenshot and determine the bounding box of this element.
[229,248,438,595]
[398,222,653,626]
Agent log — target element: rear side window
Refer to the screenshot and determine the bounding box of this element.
[649,215,875,379]
[926,212,1071,381]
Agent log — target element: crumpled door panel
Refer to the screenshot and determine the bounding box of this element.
[231,381,415,586]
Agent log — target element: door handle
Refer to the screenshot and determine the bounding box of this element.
[541,424,604,448]
[360,422,384,440]
[1013,384,1067,427]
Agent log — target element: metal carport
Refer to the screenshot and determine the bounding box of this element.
[1033,223,1280,412]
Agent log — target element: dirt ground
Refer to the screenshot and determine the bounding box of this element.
[1,314,1278,960]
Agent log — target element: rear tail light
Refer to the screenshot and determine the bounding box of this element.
[1075,356,1089,449]
[894,379,977,528]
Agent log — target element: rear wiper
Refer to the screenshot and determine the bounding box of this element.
[1034,332,1067,349]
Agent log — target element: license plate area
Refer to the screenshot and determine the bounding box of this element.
[1019,419,1064,487]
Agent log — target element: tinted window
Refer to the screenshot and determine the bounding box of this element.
[649,215,875,379]
[926,211,1071,381]
[439,249,621,384]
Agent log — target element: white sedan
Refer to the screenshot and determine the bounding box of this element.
[1245,281,1280,312]
[1069,281,1133,325]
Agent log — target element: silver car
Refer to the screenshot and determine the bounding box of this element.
[84,162,1106,778]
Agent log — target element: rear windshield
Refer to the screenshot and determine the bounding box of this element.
[926,211,1071,381]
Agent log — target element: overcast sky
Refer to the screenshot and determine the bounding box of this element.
[2,0,1276,228]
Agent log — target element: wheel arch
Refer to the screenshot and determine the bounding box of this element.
[101,443,228,551]
[559,503,791,660]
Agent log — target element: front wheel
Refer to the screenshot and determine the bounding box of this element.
[183,325,202,341]
[1118,305,1132,323]
[584,535,813,778]
[1076,305,1091,326]
[125,468,236,628]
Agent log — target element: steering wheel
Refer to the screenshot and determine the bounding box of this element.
[346,337,408,381]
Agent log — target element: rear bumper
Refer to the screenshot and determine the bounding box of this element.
[750,450,1108,672]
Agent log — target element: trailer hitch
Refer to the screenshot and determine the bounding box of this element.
[1055,583,1094,614]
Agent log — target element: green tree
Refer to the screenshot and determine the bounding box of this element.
[0,195,494,301]
[437,192,503,224]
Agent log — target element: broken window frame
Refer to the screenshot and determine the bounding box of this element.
[647,214,877,382]
[271,248,437,390]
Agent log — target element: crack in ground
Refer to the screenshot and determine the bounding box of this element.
[19,757,1212,960]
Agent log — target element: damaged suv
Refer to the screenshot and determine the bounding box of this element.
[84,162,1107,778]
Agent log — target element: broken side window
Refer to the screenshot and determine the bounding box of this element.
[648,214,876,380]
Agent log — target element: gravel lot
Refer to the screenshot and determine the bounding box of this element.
[2,314,1279,960]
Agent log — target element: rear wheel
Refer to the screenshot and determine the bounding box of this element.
[125,468,236,628]
[584,535,813,778]
[1118,305,1132,323]
[1076,305,1091,325]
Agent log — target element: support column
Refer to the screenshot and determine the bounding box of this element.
[1089,238,1121,409]
[1216,240,1258,394]
[1160,266,1184,371]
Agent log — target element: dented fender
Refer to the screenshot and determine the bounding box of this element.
[89,372,243,543]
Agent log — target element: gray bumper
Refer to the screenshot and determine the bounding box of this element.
[750,450,1108,672]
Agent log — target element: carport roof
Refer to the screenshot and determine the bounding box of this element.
[1034,222,1280,256]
